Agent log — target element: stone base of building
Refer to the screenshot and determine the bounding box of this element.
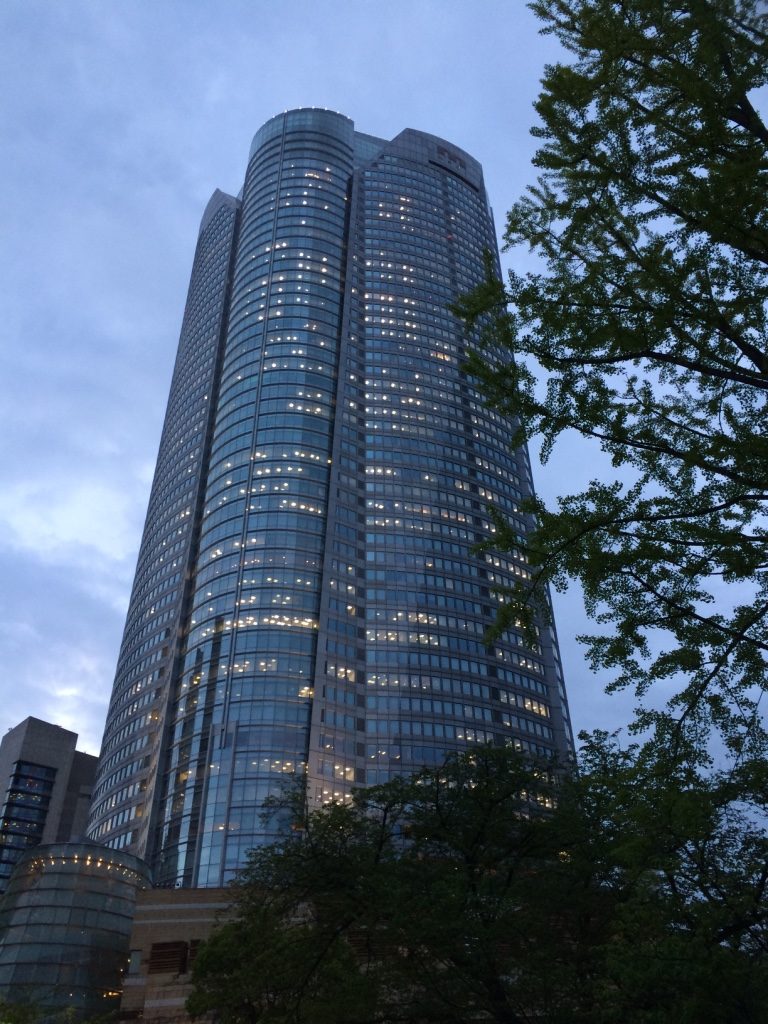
[119,888,232,1023]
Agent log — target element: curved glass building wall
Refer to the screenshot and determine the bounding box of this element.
[154,111,355,886]
[88,110,574,888]
[87,191,240,856]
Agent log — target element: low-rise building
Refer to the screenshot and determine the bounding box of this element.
[0,842,151,1016]
[0,718,97,893]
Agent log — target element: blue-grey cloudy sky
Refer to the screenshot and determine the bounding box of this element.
[0,0,634,754]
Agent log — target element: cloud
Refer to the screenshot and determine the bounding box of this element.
[0,478,137,563]
[0,615,113,754]
[0,475,142,618]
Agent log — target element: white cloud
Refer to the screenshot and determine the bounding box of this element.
[39,647,112,755]
[0,478,137,564]
[0,621,111,755]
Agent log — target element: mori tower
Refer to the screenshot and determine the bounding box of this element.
[87,109,574,887]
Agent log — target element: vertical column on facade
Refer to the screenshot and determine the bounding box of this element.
[307,159,371,805]
[86,192,240,858]
[153,110,355,888]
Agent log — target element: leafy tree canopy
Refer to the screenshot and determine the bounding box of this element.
[454,0,768,758]
[187,743,768,1024]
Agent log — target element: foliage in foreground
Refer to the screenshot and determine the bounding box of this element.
[0,1002,118,1024]
[454,0,768,758]
[188,743,768,1024]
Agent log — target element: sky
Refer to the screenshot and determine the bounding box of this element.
[0,0,636,755]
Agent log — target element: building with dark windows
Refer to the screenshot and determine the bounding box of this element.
[0,718,97,894]
[86,109,574,889]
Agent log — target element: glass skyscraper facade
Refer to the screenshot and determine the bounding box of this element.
[87,109,574,888]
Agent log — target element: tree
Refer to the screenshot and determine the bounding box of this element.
[187,743,768,1024]
[454,0,768,758]
[0,1002,117,1024]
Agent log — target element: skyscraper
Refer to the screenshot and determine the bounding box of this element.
[87,109,574,888]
